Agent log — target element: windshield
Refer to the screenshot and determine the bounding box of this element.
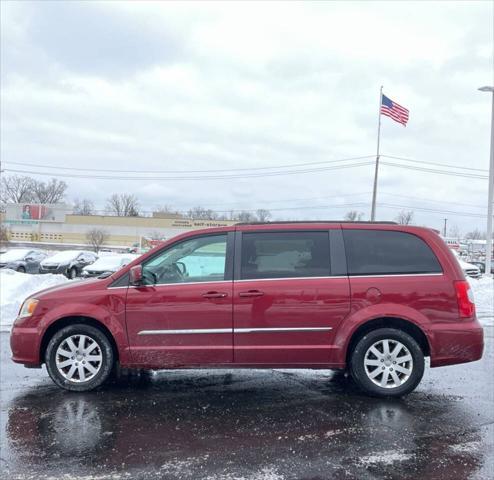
[0,249,31,262]
[44,251,81,264]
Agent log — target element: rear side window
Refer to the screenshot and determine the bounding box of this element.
[241,231,330,280]
[343,230,442,275]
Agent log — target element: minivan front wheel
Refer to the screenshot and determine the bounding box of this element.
[350,328,424,397]
[45,324,114,392]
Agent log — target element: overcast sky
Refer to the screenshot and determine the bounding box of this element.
[1,1,493,234]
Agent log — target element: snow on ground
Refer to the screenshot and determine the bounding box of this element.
[0,270,492,332]
[468,276,494,326]
[0,269,69,332]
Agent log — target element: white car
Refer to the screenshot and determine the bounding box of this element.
[82,254,138,278]
[40,250,98,278]
[451,250,481,278]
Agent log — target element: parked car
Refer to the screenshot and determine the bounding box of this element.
[82,254,138,278]
[451,250,481,278]
[40,250,97,279]
[468,260,494,275]
[0,248,48,273]
[10,222,483,397]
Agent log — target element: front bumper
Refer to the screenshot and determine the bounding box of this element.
[39,265,68,275]
[429,320,484,367]
[10,324,42,366]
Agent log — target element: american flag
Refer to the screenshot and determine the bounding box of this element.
[380,94,409,126]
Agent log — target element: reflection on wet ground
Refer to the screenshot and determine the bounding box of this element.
[1,330,493,480]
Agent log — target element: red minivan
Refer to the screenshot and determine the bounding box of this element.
[10,222,484,397]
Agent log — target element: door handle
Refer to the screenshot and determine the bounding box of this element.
[202,291,228,299]
[239,290,264,298]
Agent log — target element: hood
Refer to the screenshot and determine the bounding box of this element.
[458,259,480,270]
[0,260,21,265]
[32,277,105,300]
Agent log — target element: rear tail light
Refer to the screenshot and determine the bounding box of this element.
[454,280,476,318]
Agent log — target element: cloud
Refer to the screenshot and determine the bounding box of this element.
[0,0,492,232]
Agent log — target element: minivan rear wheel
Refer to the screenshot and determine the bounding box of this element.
[45,324,114,392]
[350,328,424,397]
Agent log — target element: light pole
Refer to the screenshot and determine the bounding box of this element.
[478,86,494,276]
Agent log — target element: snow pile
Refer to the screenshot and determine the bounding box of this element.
[469,276,494,326]
[0,269,69,332]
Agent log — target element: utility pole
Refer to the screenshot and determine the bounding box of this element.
[443,218,448,237]
[371,86,383,221]
[479,86,494,276]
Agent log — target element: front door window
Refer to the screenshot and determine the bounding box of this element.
[142,234,227,285]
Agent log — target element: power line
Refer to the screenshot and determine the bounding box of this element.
[7,158,488,181]
[3,155,375,174]
[381,154,488,173]
[90,202,370,215]
[4,153,489,174]
[379,192,486,209]
[172,192,372,209]
[380,161,488,179]
[87,201,485,218]
[378,203,487,218]
[3,161,376,180]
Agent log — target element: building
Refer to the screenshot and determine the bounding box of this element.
[1,203,236,247]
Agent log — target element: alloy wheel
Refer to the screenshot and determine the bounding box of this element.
[363,339,413,389]
[55,335,103,383]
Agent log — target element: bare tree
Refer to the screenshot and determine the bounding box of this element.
[86,228,109,253]
[32,178,67,204]
[0,175,35,203]
[344,210,364,221]
[147,230,165,240]
[154,205,180,216]
[256,209,272,222]
[187,206,218,220]
[73,198,94,215]
[395,210,414,225]
[235,211,257,222]
[106,194,140,216]
[448,224,461,240]
[0,224,10,245]
[465,229,484,240]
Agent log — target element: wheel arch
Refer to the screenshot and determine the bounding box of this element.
[345,317,431,365]
[39,316,120,364]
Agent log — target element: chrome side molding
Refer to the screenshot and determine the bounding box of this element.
[138,326,333,335]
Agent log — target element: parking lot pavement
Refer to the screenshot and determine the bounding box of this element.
[1,329,493,480]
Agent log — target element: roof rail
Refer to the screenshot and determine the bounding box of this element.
[235,220,398,226]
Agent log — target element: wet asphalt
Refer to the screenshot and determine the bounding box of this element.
[0,329,493,480]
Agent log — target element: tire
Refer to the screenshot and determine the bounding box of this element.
[45,324,114,392]
[67,267,77,279]
[350,328,424,397]
[17,266,26,273]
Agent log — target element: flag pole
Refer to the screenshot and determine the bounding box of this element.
[370,85,383,221]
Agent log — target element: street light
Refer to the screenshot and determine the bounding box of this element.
[478,86,494,276]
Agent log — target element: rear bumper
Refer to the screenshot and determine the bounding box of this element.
[82,271,103,278]
[429,320,484,367]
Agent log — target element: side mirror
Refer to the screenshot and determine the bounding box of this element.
[129,265,143,285]
[25,257,34,262]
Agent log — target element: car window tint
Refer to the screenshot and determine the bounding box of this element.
[241,231,330,280]
[143,234,227,285]
[343,230,442,275]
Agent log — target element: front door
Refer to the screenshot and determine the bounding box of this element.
[233,230,350,365]
[126,233,233,367]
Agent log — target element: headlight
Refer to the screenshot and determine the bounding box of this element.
[18,298,39,318]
